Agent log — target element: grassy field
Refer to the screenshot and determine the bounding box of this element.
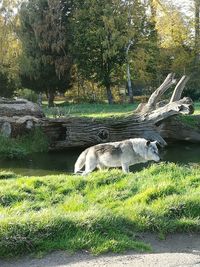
[43,101,200,118]
[43,102,138,118]
[0,163,200,258]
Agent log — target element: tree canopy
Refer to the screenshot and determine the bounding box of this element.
[0,0,199,103]
[19,0,73,106]
[0,0,21,97]
[71,0,147,103]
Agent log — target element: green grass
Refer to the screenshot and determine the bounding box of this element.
[179,115,200,128]
[43,101,200,119]
[43,103,138,118]
[178,102,200,128]
[0,128,49,159]
[0,162,200,258]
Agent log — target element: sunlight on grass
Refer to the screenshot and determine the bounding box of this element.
[43,102,200,118]
[0,163,200,258]
[43,103,138,118]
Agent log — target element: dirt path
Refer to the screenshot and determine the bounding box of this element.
[1,233,200,267]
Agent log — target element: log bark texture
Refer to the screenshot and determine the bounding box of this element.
[0,74,200,149]
[0,98,43,137]
[0,98,44,118]
[38,97,200,150]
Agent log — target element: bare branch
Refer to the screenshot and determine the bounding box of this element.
[142,97,194,123]
[170,75,190,103]
[147,73,176,109]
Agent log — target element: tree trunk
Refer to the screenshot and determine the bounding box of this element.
[127,63,134,103]
[106,84,113,104]
[1,74,200,149]
[195,0,200,60]
[37,92,42,108]
[126,40,134,103]
[48,91,55,107]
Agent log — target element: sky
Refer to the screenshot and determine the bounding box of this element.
[169,0,193,16]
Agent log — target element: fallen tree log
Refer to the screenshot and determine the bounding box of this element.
[39,98,200,150]
[159,116,200,143]
[0,74,200,149]
[0,98,43,137]
[0,98,44,118]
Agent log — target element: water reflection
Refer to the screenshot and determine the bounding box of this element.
[0,143,199,176]
[0,149,81,176]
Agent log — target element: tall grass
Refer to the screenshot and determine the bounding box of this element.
[0,163,200,258]
[0,128,49,159]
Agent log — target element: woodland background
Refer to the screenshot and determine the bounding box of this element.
[0,0,200,106]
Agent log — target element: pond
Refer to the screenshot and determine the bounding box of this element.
[0,142,199,176]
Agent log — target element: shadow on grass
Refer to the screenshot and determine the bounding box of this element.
[0,213,151,259]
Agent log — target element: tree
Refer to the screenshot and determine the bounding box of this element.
[72,0,146,104]
[194,0,200,59]
[154,0,200,100]
[149,1,193,81]
[19,0,73,106]
[0,71,16,97]
[185,0,200,100]
[122,0,161,98]
[0,0,21,97]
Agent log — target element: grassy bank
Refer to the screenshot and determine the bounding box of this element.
[0,129,49,159]
[0,163,200,258]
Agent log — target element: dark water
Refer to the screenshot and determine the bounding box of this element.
[0,149,80,176]
[0,143,199,176]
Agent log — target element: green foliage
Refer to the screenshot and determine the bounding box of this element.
[0,71,16,97]
[0,171,17,180]
[0,128,49,159]
[15,88,38,102]
[0,163,200,257]
[72,0,146,103]
[154,1,200,97]
[184,83,200,101]
[1,0,200,104]
[0,1,21,97]
[178,102,200,127]
[18,0,73,106]
[194,102,200,114]
[179,116,199,128]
